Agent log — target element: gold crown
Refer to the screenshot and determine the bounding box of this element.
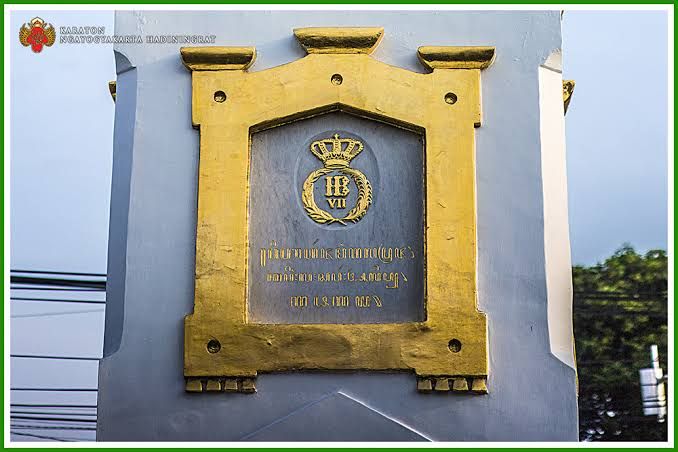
[30,17,47,28]
[310,134,364,169]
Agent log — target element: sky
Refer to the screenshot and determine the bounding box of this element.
[7,9,670,441]
[563,10,668,265]
[10,10,115,274]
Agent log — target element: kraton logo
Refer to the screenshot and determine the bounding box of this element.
[19,17,56,53]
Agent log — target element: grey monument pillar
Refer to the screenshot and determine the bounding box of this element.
[98,10,577,441]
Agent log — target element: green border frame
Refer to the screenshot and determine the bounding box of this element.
[2,2,674,449]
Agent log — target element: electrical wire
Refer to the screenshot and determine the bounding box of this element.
[10,424,97,431]
[11,415,97,423]
[11,297,106,304]
[11,286,106,292]
[10,276,106,290]
[11,403,97,408]
[11,354,100,361]
[11,388,98,392]
[9,410,97,416]
[10,269,106,277]
[11,309,105,319]
[10,431,73,442]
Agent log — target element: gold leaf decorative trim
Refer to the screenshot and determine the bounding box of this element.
[185,377,257,393]
[294,27,384,55]
[563,79,575,114]
[108,81,116,102]
[190,376,487,394]
[417,46,496,70]
[416,377,487,394]
[180,46,256,71]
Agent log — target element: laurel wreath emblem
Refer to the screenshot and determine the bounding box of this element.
[301,167,372,225]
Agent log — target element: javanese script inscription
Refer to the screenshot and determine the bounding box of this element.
[260,242,415,312]
[251,240,421,323]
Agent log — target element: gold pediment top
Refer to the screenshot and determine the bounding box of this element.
[293,27,384,54]
[417,46,496,70]
[181,46,256,71]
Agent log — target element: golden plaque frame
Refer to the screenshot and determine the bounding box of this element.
[182,28,494,394]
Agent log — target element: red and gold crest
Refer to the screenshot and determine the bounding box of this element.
[19,17,56,53]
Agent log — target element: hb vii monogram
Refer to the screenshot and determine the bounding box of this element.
[325,175,350,208]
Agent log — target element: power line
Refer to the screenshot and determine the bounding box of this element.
[11,415,97,423]
[10,276,106,290]
[11,388,97,392]
[10,431,73,442]
[11,354,100,361]
[10,270,102,442]
[11,286,106,292]
[10,424,97,431]
[12,411,96,417]
[10,269,107,277]
[11,297,106,305]
[11,404,97,408]
[11,308,105,319]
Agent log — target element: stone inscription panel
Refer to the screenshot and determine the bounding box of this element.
[248,112,425,324]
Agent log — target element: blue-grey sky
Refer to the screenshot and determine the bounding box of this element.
[10,11,115,274]
[563,10,668,264]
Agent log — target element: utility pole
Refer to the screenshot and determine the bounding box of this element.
[639,344,667,422]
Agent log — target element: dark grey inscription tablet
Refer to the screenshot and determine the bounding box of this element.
[248,112,424,324]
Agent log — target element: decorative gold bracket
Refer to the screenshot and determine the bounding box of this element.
[181,46,256,71]
[417,46,496,70]
[294,27,384,54]
[182,28,494,394]
[108,81,116,102]
[563,79,575,114]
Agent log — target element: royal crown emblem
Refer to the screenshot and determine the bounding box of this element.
[301,134,372,225]
[310,134,364,168]
[19,17,56,54]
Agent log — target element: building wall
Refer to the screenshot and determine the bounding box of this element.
[98,10,577,441]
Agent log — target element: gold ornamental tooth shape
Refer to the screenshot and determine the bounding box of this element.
[301,134,372,225]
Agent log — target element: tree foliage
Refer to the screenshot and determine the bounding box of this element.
[574,245,668,441]
[573,245,667,294]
